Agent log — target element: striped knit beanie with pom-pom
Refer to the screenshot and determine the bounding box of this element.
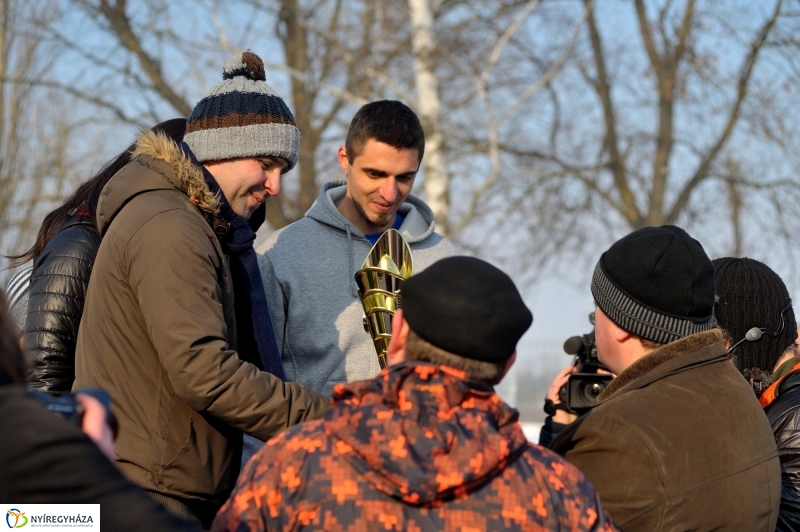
[713,257,796,384]
[183,51,300,171]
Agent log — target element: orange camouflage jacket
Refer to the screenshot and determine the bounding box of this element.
[212,362,618,531]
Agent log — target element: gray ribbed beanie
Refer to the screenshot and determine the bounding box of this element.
[591,225,716,344]
[183,51,300,170]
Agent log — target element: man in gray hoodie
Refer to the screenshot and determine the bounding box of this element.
[257,100,454,397]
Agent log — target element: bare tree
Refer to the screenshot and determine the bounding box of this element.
[433,0,585,234]
[0,0,85,280]
[8,0,576,241]
[267,0,373,226]
[472,0,800,281]
[409,0,449,234]
[8,0,798,287]
[39,0,395,229]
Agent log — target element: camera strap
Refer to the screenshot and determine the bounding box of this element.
[543,398,570,417]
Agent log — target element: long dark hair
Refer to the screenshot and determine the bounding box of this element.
[8,118,186,267]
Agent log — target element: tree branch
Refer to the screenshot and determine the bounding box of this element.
[93,0,192,116]
[0,76,143,124]
[666,0,783,224]
[585,0,640,226]
[634,0,695,224]
[480,0,540,86]
[497,0,588,123]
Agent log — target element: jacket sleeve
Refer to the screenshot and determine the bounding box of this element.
[23,221,100,396]
[770,401,800,531]
[529,446,621,532]
[550,412,664,530]
[210,435,282,532]
[538,416,567,448]
[0,386,200,532]
[6,265,32,334]
[127,209,328,441]
[211,424,325,532]
[257,251,287,360]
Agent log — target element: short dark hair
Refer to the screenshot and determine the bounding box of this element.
[404,329,506,384]
[344,100,425,164]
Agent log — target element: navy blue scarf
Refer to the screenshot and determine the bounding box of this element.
[181,143,285,380]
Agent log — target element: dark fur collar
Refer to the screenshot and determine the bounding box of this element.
[597,329,724,402]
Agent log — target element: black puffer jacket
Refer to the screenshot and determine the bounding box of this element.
[765,369,800,531]
[23,216,100,395]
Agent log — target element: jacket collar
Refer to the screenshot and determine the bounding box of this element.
[131,132,220,215]
[98,130,220,235]
[597,329,726,403]
[759,358,800,408]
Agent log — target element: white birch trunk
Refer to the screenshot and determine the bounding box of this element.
[408,0,450,236]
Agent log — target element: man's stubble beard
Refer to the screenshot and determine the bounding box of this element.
[354,198,393,232]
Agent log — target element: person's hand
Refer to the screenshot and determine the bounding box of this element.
[547,365,578,425]
[75,392,117,461]
[547,364,576,402]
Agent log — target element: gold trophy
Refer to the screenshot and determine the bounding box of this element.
[355,229,414,369]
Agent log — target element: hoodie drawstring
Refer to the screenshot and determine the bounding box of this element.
[346,224,359,297]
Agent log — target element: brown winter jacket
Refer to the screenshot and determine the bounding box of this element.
[550,329,780,531]
[73,130,329,520]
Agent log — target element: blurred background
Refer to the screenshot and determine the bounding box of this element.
[2,0,799,429]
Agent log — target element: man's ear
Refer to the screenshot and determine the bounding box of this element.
[495,351,517,384]
[614,323,633,342]
[386,309,410,366]
[337,145,349,174]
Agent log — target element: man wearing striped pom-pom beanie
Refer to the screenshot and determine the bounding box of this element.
[73,51,328,528]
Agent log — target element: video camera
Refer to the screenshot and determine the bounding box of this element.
[561,312,613,414]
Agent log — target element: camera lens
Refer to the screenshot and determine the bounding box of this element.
[576,380,607,406]
[567,373,613,415]
[581,382,602,403]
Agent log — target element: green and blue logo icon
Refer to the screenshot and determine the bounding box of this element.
[5,509,27,528]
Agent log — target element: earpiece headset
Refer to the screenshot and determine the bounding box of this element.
[726,301,793,355]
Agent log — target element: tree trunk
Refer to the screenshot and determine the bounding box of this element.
[408,0,449,235]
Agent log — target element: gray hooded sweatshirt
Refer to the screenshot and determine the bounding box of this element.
[257,181,455,396]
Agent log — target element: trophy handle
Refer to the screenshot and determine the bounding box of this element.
[355,229,413,369]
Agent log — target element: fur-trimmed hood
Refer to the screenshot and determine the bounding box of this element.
[596,328,726,403]
[97,129,219,235]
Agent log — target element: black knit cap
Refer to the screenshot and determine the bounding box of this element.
[713,257,796,374]
[401,256,532,362]
[591,225,715,344]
